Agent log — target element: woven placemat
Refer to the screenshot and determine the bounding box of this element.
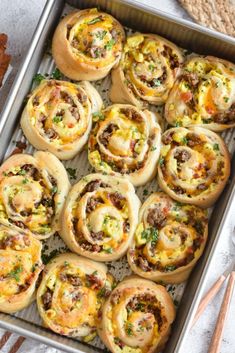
[179,0,235,37]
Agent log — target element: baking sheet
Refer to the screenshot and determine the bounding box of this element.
[1,2,235,352]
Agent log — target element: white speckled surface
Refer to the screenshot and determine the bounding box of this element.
[0,1,234,352]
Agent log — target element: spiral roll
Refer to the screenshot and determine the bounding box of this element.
[37,253,114,339]
[165,56,235,131]
[59,173,140,261]
[52,8,125,81]
[128,192,208,284]
[157,127,230,207]
[0,224,43,313]
[98,276,175,353]
[110,33,183,107]
[0,151,70,239]
[88,104,161,186]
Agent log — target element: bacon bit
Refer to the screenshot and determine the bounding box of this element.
[68,123,74,128]
[188,247,194,254]
[205,105,216,115]
[180,91,193,103]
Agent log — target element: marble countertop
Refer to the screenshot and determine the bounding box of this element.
[0,1,234,353]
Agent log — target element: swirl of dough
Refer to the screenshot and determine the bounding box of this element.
[128,192,208,283]
[98,276,175,353]
[0,151,70,239]
[0,224,43,313]
[37,253,114,339]
[157,127,230,207]
[21,80,102,160]
[59,173,140,261]
[88,104,161,186]
[52,8,125,81]
[165,56,235,131]
[110,33,183,107]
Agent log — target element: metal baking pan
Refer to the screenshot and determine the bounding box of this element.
[0,0,235,352]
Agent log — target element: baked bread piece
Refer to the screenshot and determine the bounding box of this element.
[52,8,125,81]
[110,33,183,107]
[21,80,102,160]
[128,192,208,284]
[165,56,235,131]
[59,173,140,261]
[0,224,43,313]
[88,104,161,186]
[98,276,175,353]
[157,127,230,208]
[37,253,114,339]
[0,151,70,239]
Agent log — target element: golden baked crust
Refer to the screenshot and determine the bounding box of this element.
[88,104,161,186]
[0,151,70,239]
[157,127,230,207]
[59,173,140,261]
[52,8,125,81]
[98,276,175,353]
[0,224,43,313]
[165,56,235,131]
[21,80,102,160]
[37,253,114,339]
[110,33,183,107]
[128,192,208,284]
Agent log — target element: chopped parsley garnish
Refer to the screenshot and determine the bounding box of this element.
[51,68,62,80]
[95,30,107,40]
[141,227,159,245]
[22,178,29,184]
[151,146,157,151]
[159,156,164,166]
[41,248,66,265]
[152,78,161,87]
[148,64,155,72]
[103,247,113,254]
[53,116,63,123]
[66,167,77,180]
[223,96,229,103]
[182,137,188,145]
[213,143,220,151]
[175,121,182,127]
[32,73,45,85]
[18,169,27,176]
[165,265,176,272]
[92,111,104,122]
[143,189,148,196]
[51,186,58,194]
[98,287,106,298]
[8,266,23,282]
[105,39,116,50]
[87,17,102,25]
[125,322,133,336]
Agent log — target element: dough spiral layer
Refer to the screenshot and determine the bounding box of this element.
[0,151,70,239]
[88,104,161,186]
[21,80,102,160]
[52,8,125,81]
[165,56,235,131]
[110,33,183,107]
[157,127,230,207]
[0,224,43,313]
[60,173,140,261]
[128,192,208,284]
[98,276,175,353]
[37,253,114,339]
